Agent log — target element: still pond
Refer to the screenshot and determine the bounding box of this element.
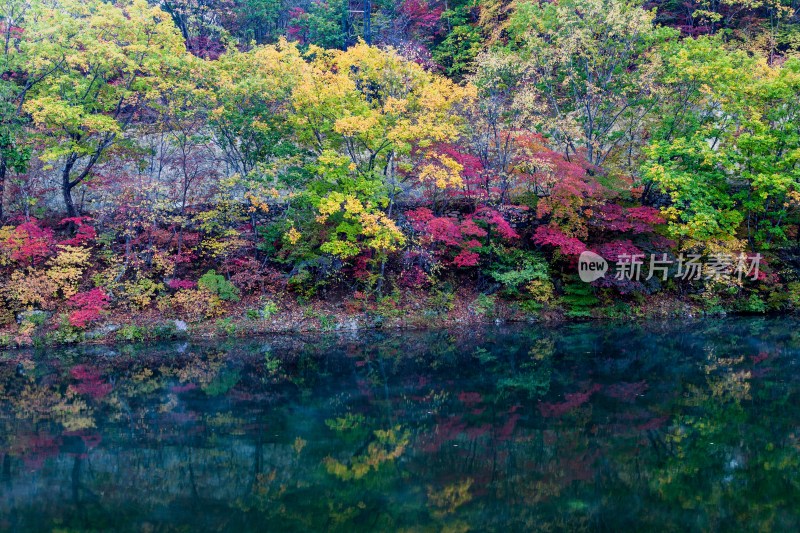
[1,318,799,531]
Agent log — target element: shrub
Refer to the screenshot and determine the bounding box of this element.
[261,300,279,319]
[0,305,13,326]
[3,269,58,311]
[228,257,264,292]
[788,282,800,308]
[158,289,223,321]
[526,279,554,305]
[247,299,279,320]
[470,293,496,316]
[740,293,767,314]
[121,278,164,309]
[560,280,599,318]
[287,269,318,298]
[117,324,146,342]
[151,322,178,340]
[46,245,92,299]
[488,247,550,297]
[68,288,110,328]
[198,270,240,301]
[318,314,336,331]
[426,285,455,316]
[215,317,238,336]
[0,220,55,266]
[375,290,404,319]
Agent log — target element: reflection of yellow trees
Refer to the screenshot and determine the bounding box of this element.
[206,412,248,436]
[293,437,307,454]
[16,383,96,431]
[52,391,95,432]
[175,352,228,389]
[427,479,474,518]
[653,350,800,529]
[705,353,752,401]
[324,426,410,481]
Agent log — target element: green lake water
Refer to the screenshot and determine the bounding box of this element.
[1,318,800,531]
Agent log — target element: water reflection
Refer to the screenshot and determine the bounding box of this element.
[1,318,800,531]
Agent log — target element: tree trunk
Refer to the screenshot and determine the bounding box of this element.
[0,157,6,221]
[62,164,78,218]
[363,0,371,45]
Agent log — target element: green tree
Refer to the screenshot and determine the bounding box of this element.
[499,0,677,169]
[643,36,800,248]
[23,0,188,217]
[0,0,36,220]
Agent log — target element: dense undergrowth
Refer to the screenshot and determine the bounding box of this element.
[2,0,800,346]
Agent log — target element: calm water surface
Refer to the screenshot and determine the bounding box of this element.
[2,318,800,531]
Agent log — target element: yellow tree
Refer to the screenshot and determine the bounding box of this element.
[209,39,308,181]
[22,0,188,217]
[290,42,474,260]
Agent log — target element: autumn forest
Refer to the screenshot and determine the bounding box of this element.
[2,0,800,344]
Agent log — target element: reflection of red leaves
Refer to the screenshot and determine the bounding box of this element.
[751,351,769,365]
[604,381,648,403]
[497,414,520,440]
[12,432,61,470]
[422,416,492,451]
[80,433,101,449]
[458,391,482,406]
[464,424,491,440]
[636,416,668,431]
[423,416,467,452]
[69,364,112,399]
[163,411,199,424]
[70,364,100,381]
[356,378,373,400]
[170,382,198,393]
[539,384,601,417]
[62,430,102,457]
[72,380,112,399]
[422,402,523,453]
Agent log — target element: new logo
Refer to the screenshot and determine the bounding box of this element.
[578,251,607,282]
